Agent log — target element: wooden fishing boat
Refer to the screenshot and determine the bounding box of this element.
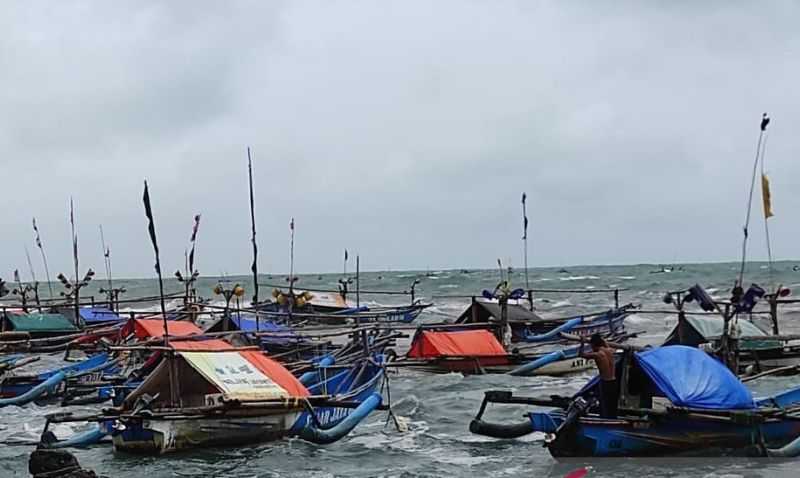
[470,345,800,457]
[392,326,636,376]
[42,339,386,453]
[455,301,633,343]
[663,284,800,375]
[264,287,431,325]
[0,352,120,409]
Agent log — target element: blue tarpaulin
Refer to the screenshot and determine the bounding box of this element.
[79,307,122,324]
[231,314,296,335]
[635,345,755,410]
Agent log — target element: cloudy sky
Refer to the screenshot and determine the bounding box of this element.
[2,1,799,279]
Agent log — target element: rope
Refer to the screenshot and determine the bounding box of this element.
[738,127,765,288]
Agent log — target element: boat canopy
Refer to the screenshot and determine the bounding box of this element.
[124,339,309,408]
[123,318,203,339]
[3,313,77,333]
[170,339,234,351]
[407,330,506,358]
[79,307,122,324]
[635,345,755,410]
[664,315,780,350]
[456,301,544,324]
[179,350,308,401]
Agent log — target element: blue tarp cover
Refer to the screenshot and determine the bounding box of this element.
[232,314,296,335]
[635,345,755,410]
[80,307,122,323]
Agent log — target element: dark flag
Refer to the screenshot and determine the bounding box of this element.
[33,218,42,248]
[143,181,160,274]
[247,148,260,307]
[345,249,348,262]
[521,193,529,240]
[32,217,54,298]
[190,214,201,242]
[13,269,19,283]
[70,198,78,279]
[188,214,201,273]
[142,181,169,343]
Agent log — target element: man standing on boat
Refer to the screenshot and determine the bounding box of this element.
[580,334,618,418]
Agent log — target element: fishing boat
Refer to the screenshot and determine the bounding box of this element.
[454,298,633,343]
[392,326,637,376]
[0,352,120,408]
[470,345,800,457]
[265,286,430,325]
[0,311,78,339]
[663,284,800,375]
[42,338,386,453]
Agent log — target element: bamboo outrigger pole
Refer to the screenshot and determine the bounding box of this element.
[247,147,260,332]
[142,181,170,345]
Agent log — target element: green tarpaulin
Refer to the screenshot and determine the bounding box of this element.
[685,315,780,351]
[4,313,78,333]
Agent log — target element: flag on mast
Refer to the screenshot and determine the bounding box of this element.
[521,193,528,240]
[761,174,774,219]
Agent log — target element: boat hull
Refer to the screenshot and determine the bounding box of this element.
[531,411,800,457]
[400,356,594,376]
[112,411,301,454]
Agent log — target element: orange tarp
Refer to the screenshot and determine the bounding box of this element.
[130,319,203,339]
[170,339,233,351]
[407,330,507,358]
[240,351,310,397]
[168,338,310,397]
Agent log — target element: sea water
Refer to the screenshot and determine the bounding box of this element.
[3,261,800,477]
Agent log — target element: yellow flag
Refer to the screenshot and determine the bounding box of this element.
[761,174,774,219]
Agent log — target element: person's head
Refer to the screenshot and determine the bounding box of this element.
[589,333,605,351]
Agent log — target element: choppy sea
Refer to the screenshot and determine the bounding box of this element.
[4,261,800,477]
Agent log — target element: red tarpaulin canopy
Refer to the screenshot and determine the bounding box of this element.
[123,318,204,339]
[169,339,234,351]
[407,330,507,358]
[168,339,310,398]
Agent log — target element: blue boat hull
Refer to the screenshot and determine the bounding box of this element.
[530,411,800,457]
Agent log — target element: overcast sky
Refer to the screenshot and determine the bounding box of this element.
[2,1,799,279]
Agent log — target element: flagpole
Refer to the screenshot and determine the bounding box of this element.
[247,147,260,332]
[23,246,41,309]
[521,192,530,291]
[32,218,54,300]
[142,181,170,346]
[100,225,113,293]
[759,125,774,290]
[289,218,295,296]
[738,113,769,289]
[69,198,82,327]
